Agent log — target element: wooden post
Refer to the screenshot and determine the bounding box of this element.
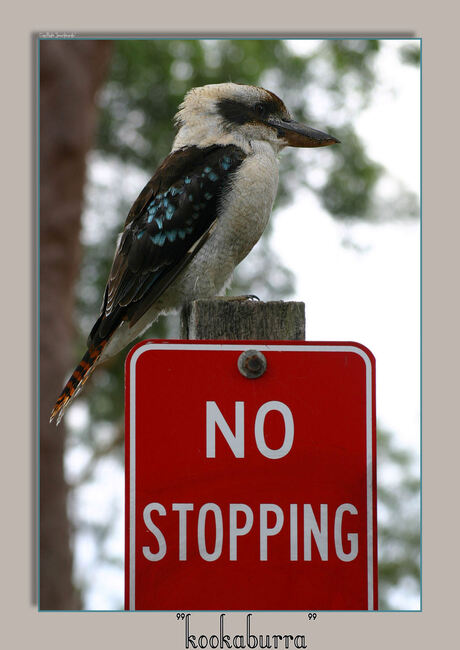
[180,298,305,340]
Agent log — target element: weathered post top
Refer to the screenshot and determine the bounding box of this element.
[180,298,305,340]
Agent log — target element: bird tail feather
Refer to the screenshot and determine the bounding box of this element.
[50,339,108,426]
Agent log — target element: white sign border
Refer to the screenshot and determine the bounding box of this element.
[128,342,375,611]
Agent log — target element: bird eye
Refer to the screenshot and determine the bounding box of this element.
[254,102,267,118]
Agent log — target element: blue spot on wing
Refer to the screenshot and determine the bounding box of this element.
[221,156,232,170]
[151,232,166,246]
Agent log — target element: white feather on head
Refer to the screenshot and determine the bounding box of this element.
[172,83,290,153]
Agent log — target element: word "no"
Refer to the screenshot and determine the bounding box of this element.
[206,401,294,459]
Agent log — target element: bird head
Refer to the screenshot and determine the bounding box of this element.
[173,82,339,153]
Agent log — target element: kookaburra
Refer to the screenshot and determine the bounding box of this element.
[51,82,339,424]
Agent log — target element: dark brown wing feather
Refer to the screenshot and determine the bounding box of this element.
[87,144,246,347]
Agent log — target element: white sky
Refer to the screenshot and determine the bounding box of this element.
[275,40,420,454]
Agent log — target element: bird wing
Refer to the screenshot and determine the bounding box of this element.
[88,144,246,346]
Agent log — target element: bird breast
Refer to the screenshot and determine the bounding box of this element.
[181,140,280,296]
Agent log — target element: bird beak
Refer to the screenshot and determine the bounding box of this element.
[267,116,340,148]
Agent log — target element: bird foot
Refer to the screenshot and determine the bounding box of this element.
[224,294,260,302]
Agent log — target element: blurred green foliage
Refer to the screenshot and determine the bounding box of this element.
[399,43,421,66]
[70,39,420,610]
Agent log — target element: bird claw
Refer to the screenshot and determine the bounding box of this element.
[227,294,260,302]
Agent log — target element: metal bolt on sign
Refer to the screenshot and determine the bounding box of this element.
[238,350,267,378]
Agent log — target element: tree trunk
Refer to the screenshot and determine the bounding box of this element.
[39,40,112,610]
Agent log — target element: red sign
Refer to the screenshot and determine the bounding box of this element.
[125,340,377,611]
